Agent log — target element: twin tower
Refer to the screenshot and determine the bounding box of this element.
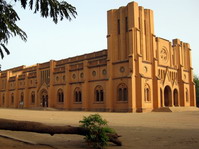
[107,2,195,111]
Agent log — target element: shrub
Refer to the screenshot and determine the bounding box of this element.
[79,114,115,149]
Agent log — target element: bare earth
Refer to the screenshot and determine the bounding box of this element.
[0,108,199,149]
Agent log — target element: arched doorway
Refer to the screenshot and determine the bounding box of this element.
[164,86,172,106]
[40,89,48,107]
[173,89,178,106]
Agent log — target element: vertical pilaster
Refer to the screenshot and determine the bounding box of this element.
[15,77,19,108]
[36,64,40,107]
[24,73,29,108]
[82,60,89,111]
[49,60,55,107]
[65,64,71,110]
[135,55,142,112]
[5,71,9,107]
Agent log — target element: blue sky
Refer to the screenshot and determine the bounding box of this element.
[1,0,199,75]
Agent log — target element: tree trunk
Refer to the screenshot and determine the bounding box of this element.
[0,118,122,146]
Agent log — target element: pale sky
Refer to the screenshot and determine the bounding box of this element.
[1,0,199,75]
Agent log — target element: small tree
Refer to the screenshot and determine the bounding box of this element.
[0,0,77,58]
[79,114,115,149]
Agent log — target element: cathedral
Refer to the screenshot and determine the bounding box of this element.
[0,2,196,112]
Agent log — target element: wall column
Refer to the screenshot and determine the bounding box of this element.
[82,60,89,111]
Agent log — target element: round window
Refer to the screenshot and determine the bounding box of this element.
[102,69,107,75]
[120,66,125,73]
[92,71,96,76]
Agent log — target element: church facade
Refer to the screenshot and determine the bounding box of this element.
[0,2,196,112]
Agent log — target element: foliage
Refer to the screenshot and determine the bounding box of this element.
[0,0,77,59]
[79,114,115,149]
[194,75,199,107]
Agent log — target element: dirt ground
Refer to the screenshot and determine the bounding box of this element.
[0,108,199,149]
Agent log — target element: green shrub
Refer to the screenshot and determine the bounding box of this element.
[79,114,114,149]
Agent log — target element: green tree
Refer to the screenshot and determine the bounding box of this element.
[194,75,199,107]
[0,0,77,58]
[79,114,115,149]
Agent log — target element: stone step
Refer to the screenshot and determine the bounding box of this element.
[29,107,59,111]
[152,107,199,112]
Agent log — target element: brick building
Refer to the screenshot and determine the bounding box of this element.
[0,2,196,112]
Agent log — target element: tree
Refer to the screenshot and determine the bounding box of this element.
[79,114,117,149]
[194,75,199,107]
[0,0,77,59]
[0,115,122,148]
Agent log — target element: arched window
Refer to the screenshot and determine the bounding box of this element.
[95,86,104,102]
[11,93,14,104]
[173,89,178,106]
[21,92,24,102]
[31,91,35,104]
[74,87,82,103]
[118,83,128,101]
[144,84,151,102]
[57,89,64,103]
[186,88,189,102]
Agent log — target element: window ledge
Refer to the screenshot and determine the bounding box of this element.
[117,101,128,103]
[74,102,82,104]
[94,101,104,104]
[144,101,152,103]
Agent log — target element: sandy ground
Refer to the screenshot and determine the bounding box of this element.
[0,108,199,149]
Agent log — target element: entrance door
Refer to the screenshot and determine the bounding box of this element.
[41,90,48,107]
[164,86,172,106]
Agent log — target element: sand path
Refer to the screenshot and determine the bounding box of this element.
[0,108,199,149]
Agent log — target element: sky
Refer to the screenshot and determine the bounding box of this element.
[1,0,199,75]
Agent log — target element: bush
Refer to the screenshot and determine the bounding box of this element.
[79,114,115,149]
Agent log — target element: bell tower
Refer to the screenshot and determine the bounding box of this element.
[107,2,154,62]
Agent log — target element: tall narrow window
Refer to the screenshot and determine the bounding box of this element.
[11,93,14,104]
[95,86,104,102]
[21,92,24,102]
[125,17,128,32]
[57,89,64,103]
[118,19,120,34]
[186,88,189,102]
[75,91,78,102]
[40,70,50,85]
[138,17,141,29]
[184,47,187,69]
[100,90,104,101]
[119,88,122,101]
[144,20,146,34]
[31,91,35,104]
[2,94,5,105]
[144,84,151,102]
[96,90,100,101]
[124,88,128,101]
[160,89,163,107]
[79,92,82,102]
[74,87,82,103]
[118,83,128,101]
